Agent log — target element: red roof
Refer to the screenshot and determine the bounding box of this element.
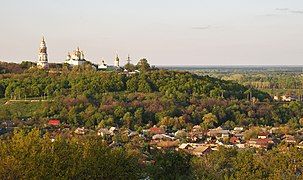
[149,126,165,134]
[230,136,240,144]
[258,132,270,136]
[249,138,273,145]
[48,119,60,126]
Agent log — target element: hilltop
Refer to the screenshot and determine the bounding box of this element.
[0,64,273,129]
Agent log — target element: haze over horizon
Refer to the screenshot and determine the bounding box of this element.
[1,0,303,66]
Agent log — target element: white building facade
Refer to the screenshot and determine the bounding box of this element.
[98,60,108,70]
[37,37,49,69]
[64,47,86,66]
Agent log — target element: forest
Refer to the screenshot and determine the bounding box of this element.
[190,66,303,96]
[1,63,303,130]
[0,63,290,131]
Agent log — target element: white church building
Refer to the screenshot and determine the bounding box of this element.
[35,36,130,71]
[64,47,87,66]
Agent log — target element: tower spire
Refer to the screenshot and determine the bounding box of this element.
[114,52,120,67]
[127,54,131,64]
[37,36,49,69]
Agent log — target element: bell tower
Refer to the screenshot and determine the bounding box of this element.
[114,53,120,67]
[37,36,49,69]
[126,54,131,64]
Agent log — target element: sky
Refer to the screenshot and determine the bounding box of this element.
[1,0,303,66]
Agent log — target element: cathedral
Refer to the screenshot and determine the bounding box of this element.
[64,47,87,66]
[37,37,49,69]
[35,36,133,71]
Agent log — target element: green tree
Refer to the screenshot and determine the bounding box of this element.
[123,112,134,129]
[134,108,144,126]
[136,58,150,71]
[124,63,136,72]
[201,113,218,129]
[126,76,139,92]
[147,150,191,179]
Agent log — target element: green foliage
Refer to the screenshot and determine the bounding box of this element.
[191,147,303,179]
[0,83,5,98]
[198,69,303,97]
[20,61,36,69]
[1,67,303,179]
[147,150,192,180]
[0,69,285,129]
[0,61,25,74]
[201,113,218,129]
[1,129,303,179]
[136,58,150,71]
[124,63,136,71]
[0,129,142,179]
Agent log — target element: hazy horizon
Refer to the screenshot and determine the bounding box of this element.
[1,0,303,66]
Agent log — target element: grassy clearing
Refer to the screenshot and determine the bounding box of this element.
[0,99,50,119]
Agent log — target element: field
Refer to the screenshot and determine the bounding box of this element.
[0,98,51,121]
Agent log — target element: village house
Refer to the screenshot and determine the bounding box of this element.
[74,127,86,135]
[207,127,230,139]
[235,143,246,149]
[97,128,111,137]
[192,145,212,156]
[233,127,244,132]
[281,95,298,102]
[188,131,205,142]
[234,133,244,140]
[128,131,139,138]
[152,134,174,141]
[188,127,207,142]
[155,140,179,149]
[48,119,60,126]
[247,138,274,149]
[230,136,241,144]
[178,143,212,156]
[109,127,119,135]
[273,95,279,101]
[215,139,224,146]
[282,135,297,144]
[148,126,165,135]
[192,125,202,132]
[296,128,303,135]
[182,125,205,142]
[178,143,195,151]
[297,141,303,149]
[258,132,270,139]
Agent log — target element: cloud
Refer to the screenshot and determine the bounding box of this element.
[263,14,279,17]
[257,8,303,18]
[275,8,303,14]
[192,26,211,30]
[276,8,289,11]
[256,14,279,18]
[291,10,303,14]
